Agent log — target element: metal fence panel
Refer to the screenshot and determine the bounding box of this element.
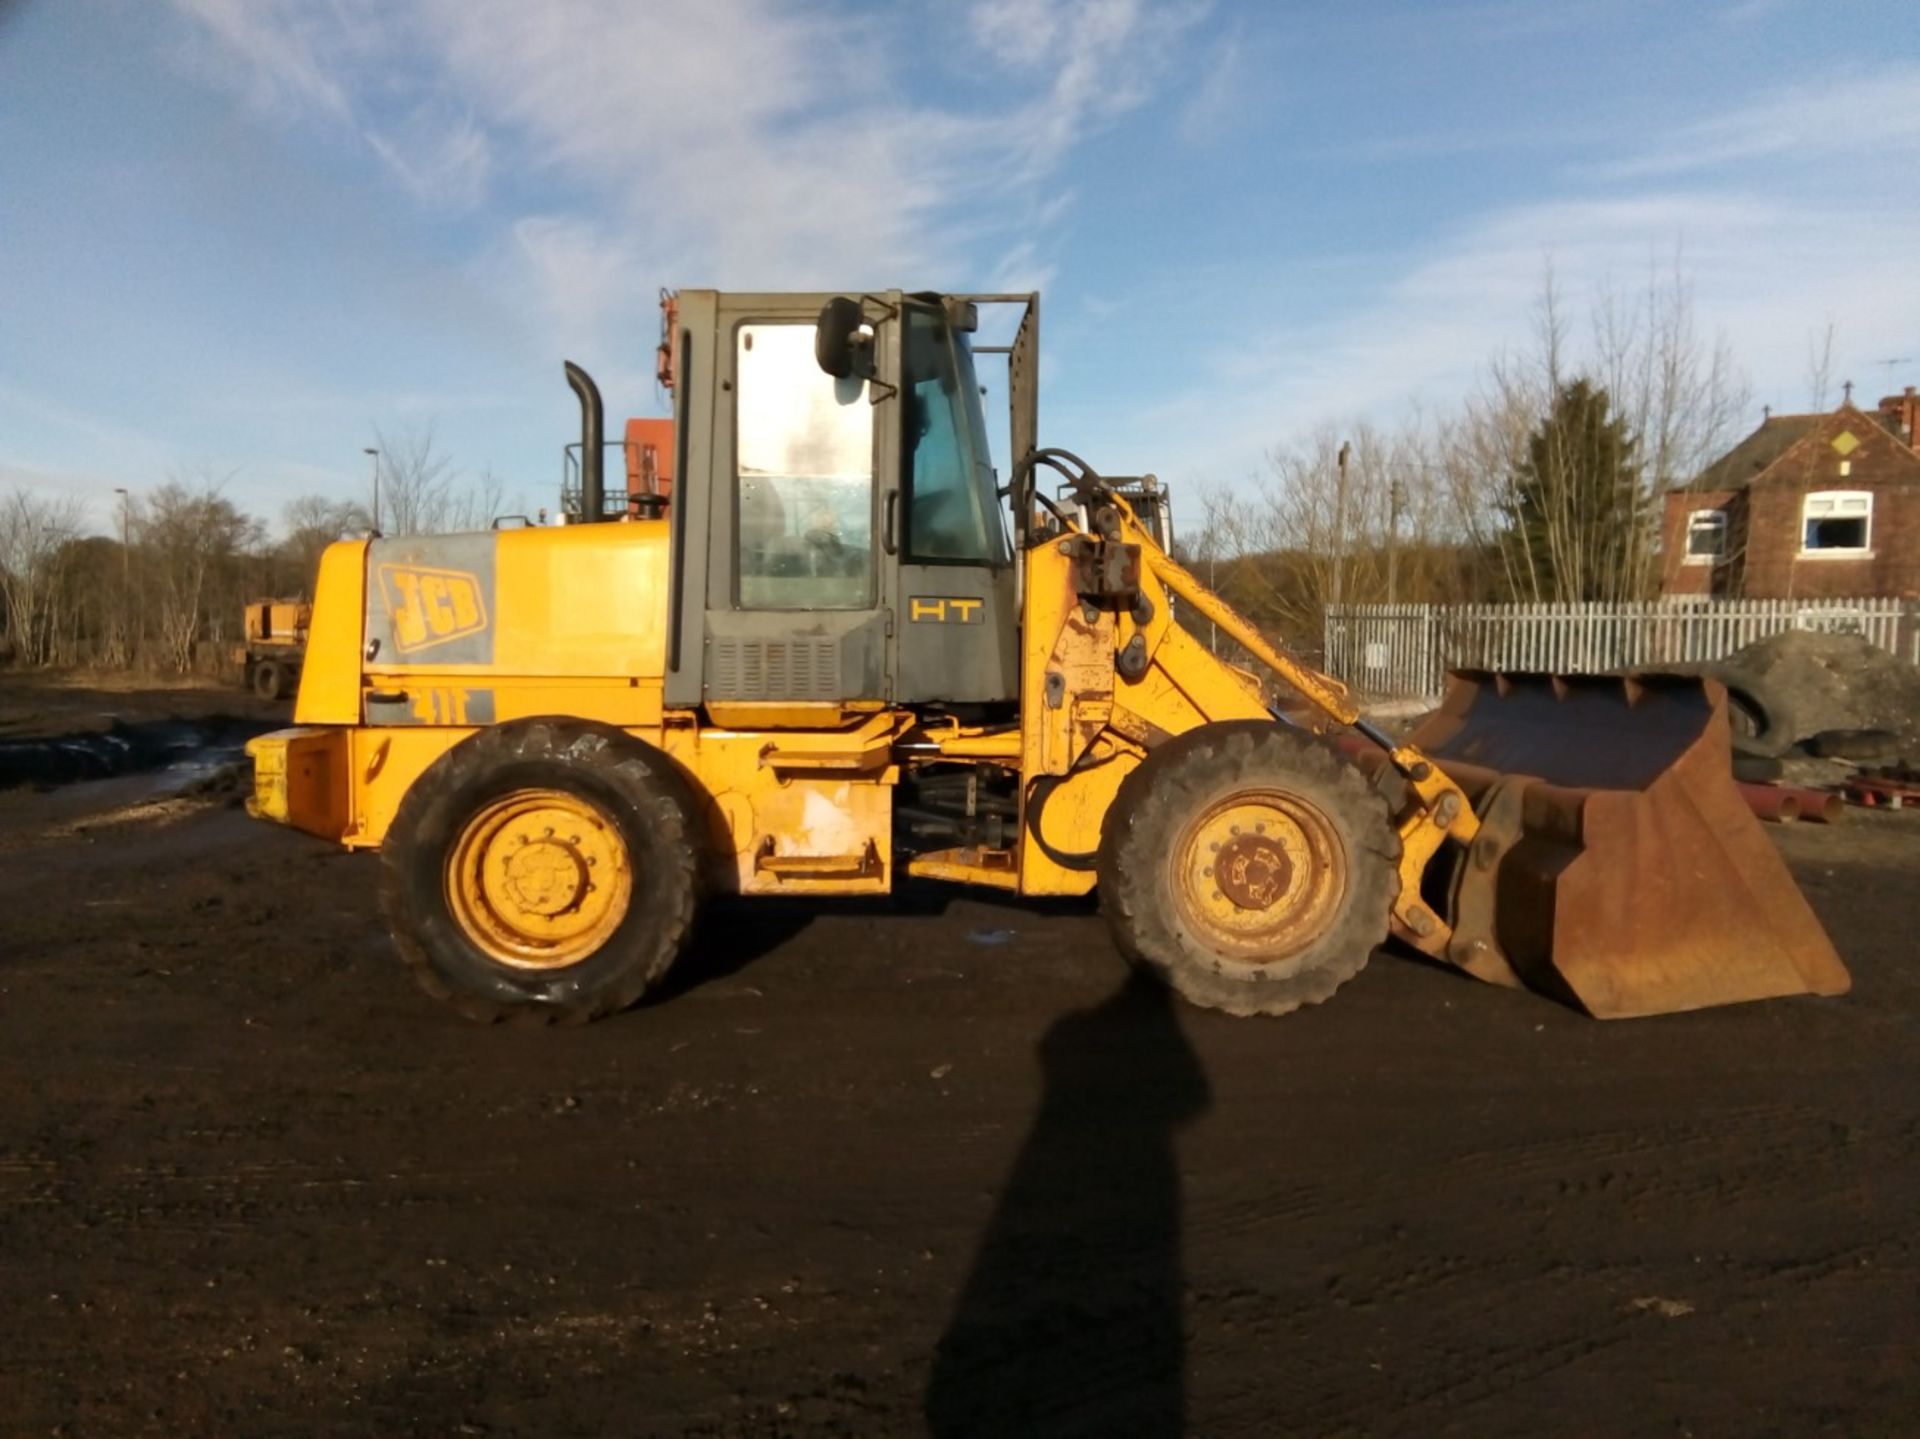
[1324,597,1919,701]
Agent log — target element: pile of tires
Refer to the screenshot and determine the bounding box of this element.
[1684,636,1913,780]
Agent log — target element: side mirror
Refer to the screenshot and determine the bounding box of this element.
[815,297,874,380]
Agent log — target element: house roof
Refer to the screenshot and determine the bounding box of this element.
[1691,414,1823,490]
[1686,401,1916,492]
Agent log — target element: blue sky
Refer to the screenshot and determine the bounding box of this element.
[3,0,1916,536]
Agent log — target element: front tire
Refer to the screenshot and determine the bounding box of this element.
[1098,722,1398,1017]
[380,719,702,1024]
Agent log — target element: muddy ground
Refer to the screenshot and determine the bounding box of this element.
[0,670,280,739]
[1,682,1916,1436]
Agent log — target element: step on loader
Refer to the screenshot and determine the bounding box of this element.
[245,289,1848,1024]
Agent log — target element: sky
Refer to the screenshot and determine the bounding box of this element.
[2,0,1916,537]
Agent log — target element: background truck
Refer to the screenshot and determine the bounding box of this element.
[237,598,308,701]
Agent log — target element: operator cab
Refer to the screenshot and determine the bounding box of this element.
[662,290,1039,715]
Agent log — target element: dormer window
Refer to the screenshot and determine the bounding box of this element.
[1684,509,1726,563]
[1801,491,1871,556]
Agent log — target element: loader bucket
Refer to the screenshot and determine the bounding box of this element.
[1411,671,1850,1019]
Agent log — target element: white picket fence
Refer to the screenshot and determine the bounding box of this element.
[1323,597,1920,700]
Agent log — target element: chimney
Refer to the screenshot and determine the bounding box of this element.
[1880,385,1917,449]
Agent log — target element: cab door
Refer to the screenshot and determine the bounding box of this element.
[887,300,1020,706]
[699,297,892,704]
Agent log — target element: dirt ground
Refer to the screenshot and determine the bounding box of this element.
[0,669,281,739]
[1,684,1916,1436]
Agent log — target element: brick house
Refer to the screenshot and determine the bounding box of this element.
[1661,387,1920,598]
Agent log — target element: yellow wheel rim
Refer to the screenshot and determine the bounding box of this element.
[445,788,633,969]
[1172,789,1347,963]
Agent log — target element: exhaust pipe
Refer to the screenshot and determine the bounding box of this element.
[564,360,604,523]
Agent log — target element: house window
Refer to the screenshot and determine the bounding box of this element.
[1684,509,1726,563]
[1801,491,1871,556]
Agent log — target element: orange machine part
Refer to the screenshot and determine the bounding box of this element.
[624,417,675,505]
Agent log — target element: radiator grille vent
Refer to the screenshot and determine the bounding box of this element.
[708,637,840,700]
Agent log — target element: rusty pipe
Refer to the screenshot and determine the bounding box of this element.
[1738,782,1801,824]
[1777,785,1844,824]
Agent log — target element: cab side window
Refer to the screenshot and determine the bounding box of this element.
[904,308,1000,563]
[735,323,875,609]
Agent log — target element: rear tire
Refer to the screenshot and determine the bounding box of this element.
[380,719,702,1024]
[1806,728,1899,763]
[1730,752,1784,784]
[1709,665,1800,758]
[253,659,287,701]
[1098,722,1398,1017]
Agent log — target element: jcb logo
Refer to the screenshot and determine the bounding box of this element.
[908,597,984,624]
[377,564,488,654]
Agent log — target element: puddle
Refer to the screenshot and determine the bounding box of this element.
[0,737,260,847]
[129,741,251,800]
[0,719,264,792]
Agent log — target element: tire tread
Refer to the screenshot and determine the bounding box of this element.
[379,719,702,1026]
[1098,721,1398,1018]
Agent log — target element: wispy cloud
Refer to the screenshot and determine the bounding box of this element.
[168,0,1212,368]
[0,383,175,467]
[1588,63,1920,180]
[364,103,492,210]
[1450,0,1634,43]
[971,0,1209,175]
[1347,122,1600,166]
[173,0,357,122]
[1176,20,1247,145]
[1717,0,1797,23]
[0,458,133,520]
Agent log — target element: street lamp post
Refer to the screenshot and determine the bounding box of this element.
[1387,475,1405,605]
[364,447,381,534]
[113,487,130,664]
[1331,440,1351,608]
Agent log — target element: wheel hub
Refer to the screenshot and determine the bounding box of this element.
[447,790,633,969]
[1174,791,1347,962]
[500,837,588,916]
[1215,832,1294,911]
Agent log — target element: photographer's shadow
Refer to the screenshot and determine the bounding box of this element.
[927,970,1212,1437]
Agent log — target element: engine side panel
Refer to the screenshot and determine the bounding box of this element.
[359,523,672,681]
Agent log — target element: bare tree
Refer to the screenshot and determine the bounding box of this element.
[1458,258,1748,602]
[369,425,519,534]
[0,476,277,674]
[0,487,86,665]
[444,465,512,533]
[136,474,264,673]
[372,424,457,537]
[1192,416,1491,652]
[1209,254,1748,628]
[1593,254,1748,492]
[280,493,371,594]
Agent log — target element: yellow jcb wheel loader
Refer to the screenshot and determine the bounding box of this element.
[245,290,1849,1024]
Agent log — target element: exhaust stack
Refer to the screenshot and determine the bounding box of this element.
[564,360,605,523]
